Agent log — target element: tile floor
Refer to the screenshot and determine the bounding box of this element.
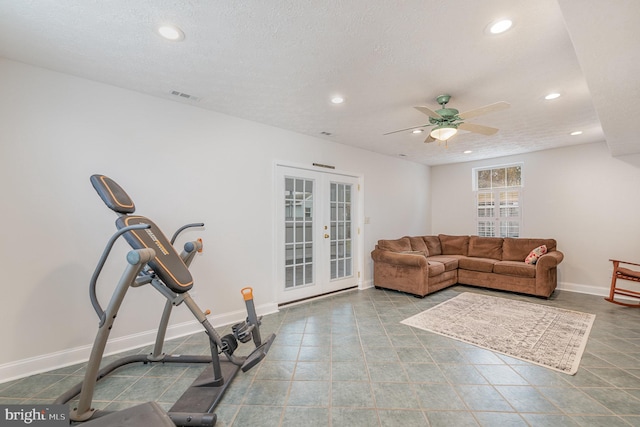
[2,285,640,426]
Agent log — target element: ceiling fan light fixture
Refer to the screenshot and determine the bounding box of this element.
[430,125,457,141]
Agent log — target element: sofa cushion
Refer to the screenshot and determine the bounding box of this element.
[427,261,446,277]
[502,238,557,261]
[439,234,469,256]
[458,257,499,273]
[422,236,442,256]
[493,261,536,278]
[468,236,503,260]
[378,237,412,252]
[525,245,547,265]
[425,256,459,271]
[409,236,429,254]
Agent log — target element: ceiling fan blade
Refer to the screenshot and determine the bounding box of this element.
[458,101,510,119]
[458,122,499,135]
[424,134,436,143]
[414,106,442,119]
[383,125,428,136]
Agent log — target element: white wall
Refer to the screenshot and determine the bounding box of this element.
[0,58,431,380]
[431,142,640,295]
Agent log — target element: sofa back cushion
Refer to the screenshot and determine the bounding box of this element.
[378,237,412,252]
[468,236,504,260]
[422,236,442,256]
[409,236,429,254]
[502,238,557,261]
[438,234,469,256]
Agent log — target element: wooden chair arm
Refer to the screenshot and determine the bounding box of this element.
[610,259,640,268]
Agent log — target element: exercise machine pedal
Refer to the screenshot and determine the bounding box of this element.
[241,332,276,372]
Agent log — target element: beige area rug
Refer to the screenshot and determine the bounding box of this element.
[401,292,595,375]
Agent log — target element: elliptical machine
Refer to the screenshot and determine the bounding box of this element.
[55,175,275,426]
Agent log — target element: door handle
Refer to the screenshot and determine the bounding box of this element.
[324,234,330,239]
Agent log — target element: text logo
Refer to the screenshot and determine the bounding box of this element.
[0,406,67,426]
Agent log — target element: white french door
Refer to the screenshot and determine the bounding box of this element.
[276,165,360,304]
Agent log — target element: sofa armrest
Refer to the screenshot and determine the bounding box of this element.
[536,250,564,269]
[371,249,428,268]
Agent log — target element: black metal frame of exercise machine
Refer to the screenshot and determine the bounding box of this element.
[55,175,275,426]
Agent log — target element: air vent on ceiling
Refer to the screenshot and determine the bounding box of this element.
[170,90,201,102]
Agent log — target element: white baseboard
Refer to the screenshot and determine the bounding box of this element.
[557,281,640,303]
[556,281,610,297]
[359,279,374,290]
[0,302,279,384]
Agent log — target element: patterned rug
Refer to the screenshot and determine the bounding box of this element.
[401,292,595,375]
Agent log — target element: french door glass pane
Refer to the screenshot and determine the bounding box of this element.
[284,177,314,288]
[330,182,353,280]
[295,265,303,286]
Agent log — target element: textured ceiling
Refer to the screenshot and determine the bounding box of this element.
[0,0,638,165]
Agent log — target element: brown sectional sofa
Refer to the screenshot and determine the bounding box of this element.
[370,234,564,298]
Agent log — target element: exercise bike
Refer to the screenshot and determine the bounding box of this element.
[55,175,275,426]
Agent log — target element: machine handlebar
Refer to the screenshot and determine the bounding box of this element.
[90,224,151,323]
[170,223,205,245]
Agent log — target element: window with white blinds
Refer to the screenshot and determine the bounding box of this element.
[473,164,523,238]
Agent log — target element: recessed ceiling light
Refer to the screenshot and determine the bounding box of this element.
[331,96,344,104]
[464,150,473,154]
[158,25,185,41]
[488,19,513,34]
[544,92,561,100]
[570,131,583,136]
[412,129,423,134]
